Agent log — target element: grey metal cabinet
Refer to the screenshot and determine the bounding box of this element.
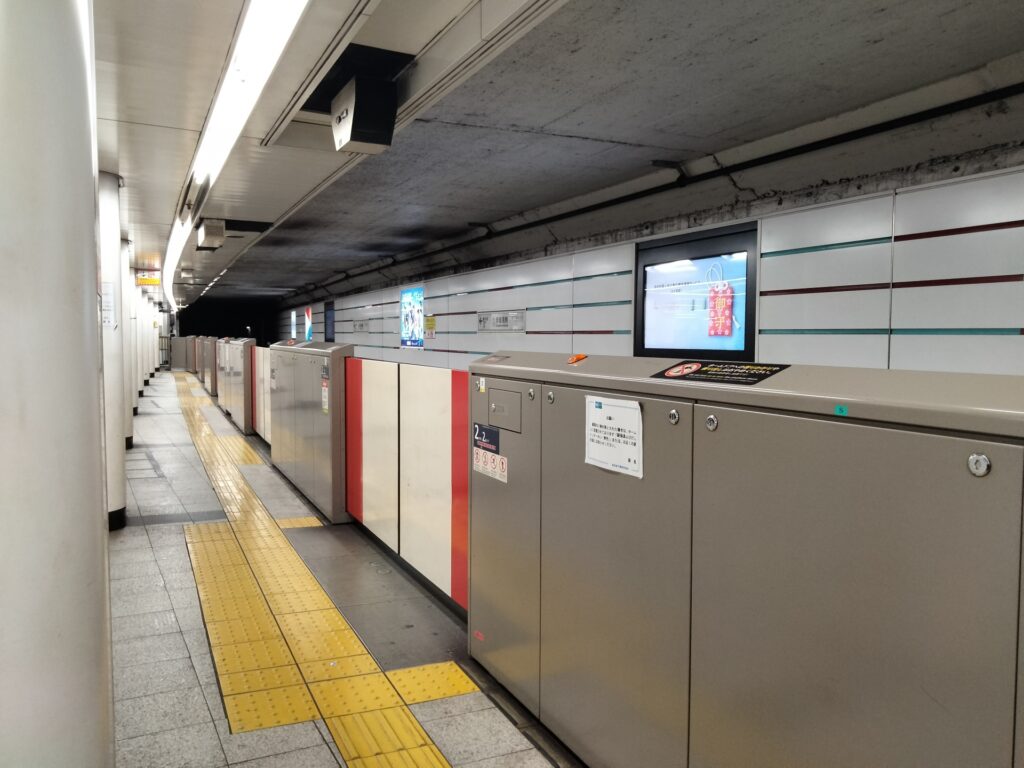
[689,404,1024,768]
[469,376,542,714]
[540,386,691,768]
[268,342,351,521]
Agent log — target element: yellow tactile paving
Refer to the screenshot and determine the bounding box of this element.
[326,706,431,762]
[171,373,453,764]
[218,665,306,696]
[277,517,323,528]
[385,662,480,705]
[256,574,323,594]
[309,674,404,717]
[223,685,320,733]
[206,617,281,647]
[212,637,296,675]
[286,628,367,663]
[299,654,381,683]
[265,589,336,614]
[277,609,350,636]
[198,596,276,624]
[346,746,450,768]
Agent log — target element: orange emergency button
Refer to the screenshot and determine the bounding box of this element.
[567,354,588,365]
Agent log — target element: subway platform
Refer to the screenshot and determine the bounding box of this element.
[109,371,574,768]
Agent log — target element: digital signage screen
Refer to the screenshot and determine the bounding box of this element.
[400,286,424,348]
[634,225,757,361]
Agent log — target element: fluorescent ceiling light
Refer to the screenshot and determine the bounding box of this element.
[190,0,310,189]
[162,216,192,310]
[164,0,307,310]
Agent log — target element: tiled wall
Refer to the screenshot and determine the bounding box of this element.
[759,168,1024,374]
[282,244,634,370]
[281,166,1023,376]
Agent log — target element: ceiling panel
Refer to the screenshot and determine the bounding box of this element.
[94,0,244,271]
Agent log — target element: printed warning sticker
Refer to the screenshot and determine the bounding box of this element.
[651,360,788,386]
[321,380,329,413]
[473,447,508,483]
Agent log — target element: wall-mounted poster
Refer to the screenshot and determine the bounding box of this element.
[304,306,313,341]
[290,310,297,340]
[400,286,424,348]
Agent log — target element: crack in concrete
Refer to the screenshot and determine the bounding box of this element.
[415,116,692,153]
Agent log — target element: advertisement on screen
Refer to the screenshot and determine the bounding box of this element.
[304,306,313,341]
[643,252,747,353]
[400,286,424,348]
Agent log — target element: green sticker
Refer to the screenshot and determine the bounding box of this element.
[834,404,849,417]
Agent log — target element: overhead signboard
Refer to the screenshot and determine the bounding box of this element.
[136,271,160,286]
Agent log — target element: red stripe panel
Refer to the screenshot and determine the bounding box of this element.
[345,358,363,522]
[450,370,470,609]
[250,346,256,428]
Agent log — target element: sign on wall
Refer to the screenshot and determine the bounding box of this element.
[304,306,313,341]
[400,287,424,348]
[290,310,297,339]
[477,310,525,333]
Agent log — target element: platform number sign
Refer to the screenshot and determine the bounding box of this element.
[473,423,507,483]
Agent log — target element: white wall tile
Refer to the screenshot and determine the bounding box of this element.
[761,243,892,291]
[573,273,633,304]
[758,334,889,368]
[762,195,893,252]
[572,243,634,276]
[890,335,1024,376]
[891,282,1024,328]
[893,228,1024,282]
[895,169,1024,235]
[759,290,890,329]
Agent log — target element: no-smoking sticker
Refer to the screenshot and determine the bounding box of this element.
[473,446,508,483]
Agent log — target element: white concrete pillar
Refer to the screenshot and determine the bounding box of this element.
[98,172,126,527]
[130,283,139,410]
[121,241,135,446]
[0,1,114,765]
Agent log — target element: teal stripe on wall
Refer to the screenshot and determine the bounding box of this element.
[761,237,892,258]
[891,328,1023,336]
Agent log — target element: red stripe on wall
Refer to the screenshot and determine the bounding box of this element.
[450,370,470,609]
[250,346,257,429]
[894,218,1024,242]
[345,358,363,522]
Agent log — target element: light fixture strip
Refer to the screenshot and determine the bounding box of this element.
[163,0,310,311]
[190,0,311,189]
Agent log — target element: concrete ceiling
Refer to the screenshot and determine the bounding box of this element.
[95,0,1024,307]
[218,0,1024,302]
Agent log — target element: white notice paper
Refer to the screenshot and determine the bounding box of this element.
[585,396,643,478]
[101,282,116,328]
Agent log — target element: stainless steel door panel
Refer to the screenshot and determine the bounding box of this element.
[469,376,542,714]
[312,356,331,513]
[540,386,691,768]
[690,404,1023,768]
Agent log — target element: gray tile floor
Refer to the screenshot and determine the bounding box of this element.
[125,375,225,525]
[109,372,568,767]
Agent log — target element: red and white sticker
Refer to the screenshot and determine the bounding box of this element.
[473,446,508,483]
